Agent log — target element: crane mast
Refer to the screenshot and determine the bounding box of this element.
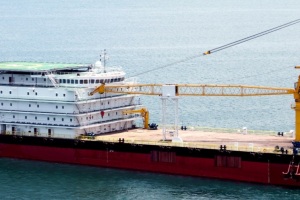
[89,71,300,146]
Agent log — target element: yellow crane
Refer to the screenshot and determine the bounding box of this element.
[89,69,300,144]
[122,108,150,129]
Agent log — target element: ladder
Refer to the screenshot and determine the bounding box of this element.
[283,158,300,181]
[46,72,58,87]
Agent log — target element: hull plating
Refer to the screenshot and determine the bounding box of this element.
[0,141,299,187]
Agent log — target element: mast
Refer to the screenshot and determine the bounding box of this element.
[100,49,108,73]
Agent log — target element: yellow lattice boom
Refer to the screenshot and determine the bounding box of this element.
[90,83,294,97]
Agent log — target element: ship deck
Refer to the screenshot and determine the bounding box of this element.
[94,128,294,154]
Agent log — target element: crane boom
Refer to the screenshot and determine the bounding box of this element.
[122,108,149,129]
[88,80,300,144]
[89,83,294,97]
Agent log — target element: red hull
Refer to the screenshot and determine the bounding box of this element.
[0,143,299,187]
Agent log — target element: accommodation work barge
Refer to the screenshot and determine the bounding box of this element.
[0,61,300,187]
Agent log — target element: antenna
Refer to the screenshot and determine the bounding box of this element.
[99,49,108,73]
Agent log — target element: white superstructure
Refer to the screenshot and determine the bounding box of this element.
[0,58,141,139]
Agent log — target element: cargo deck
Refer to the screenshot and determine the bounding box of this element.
[94,128,294,154]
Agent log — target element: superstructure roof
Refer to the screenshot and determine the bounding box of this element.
[0,62,90,73]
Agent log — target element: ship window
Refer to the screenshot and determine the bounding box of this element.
[75,80,78,84]
[108,101,110,104]
[116,112,118,115]
[66,79,70,84]
[101,103,103,105]
[62,118,64,121]
[35,92,37,95]
[114,78,117,82]
[2,77,4,80]
[59,79,62,83]
[84,80,88,84]
[63,94,65,97]
[25,116,27,119]
[47,117,49,120]
[29,104,31,107]
[62,79,66,83]
[1,103,3,106]
[80,80,83,84]
[37,105,39,108]
[70,119,72,122]
[9,91,11,94]
[56,105,58,109]
[10,103,12,106]
[111,79,113,82]
[117,78,121,81]
[96,79,99,83]
[44,78,46,81]
[100,79,104,83]
[26,78,28,81]
[108,113,110,116]
[56,93,58,96]
[53,118,56,121]
[35,116,37,120]
[71,80,74,84]
[0,91,2,94]
[62,106,64,109]
[31,78,34,81]
[27,92,29,95]
[13,115,15,118]
[91,79,95,84]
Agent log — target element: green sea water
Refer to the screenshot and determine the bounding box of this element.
[1,158,300,200]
